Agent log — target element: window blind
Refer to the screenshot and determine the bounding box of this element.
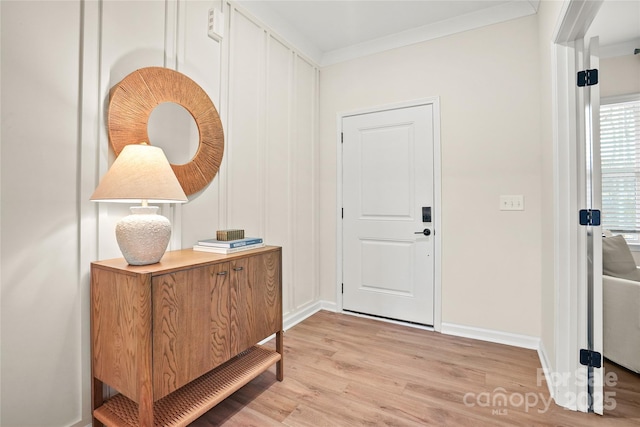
[600,98,640,235]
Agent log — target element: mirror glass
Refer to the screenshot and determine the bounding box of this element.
[147,102,199,165]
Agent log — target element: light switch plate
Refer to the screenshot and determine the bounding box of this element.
[500,195,524,211]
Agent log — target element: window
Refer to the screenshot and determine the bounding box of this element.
[600,95,640,243]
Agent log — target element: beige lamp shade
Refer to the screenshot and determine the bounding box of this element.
[90,143,187,204]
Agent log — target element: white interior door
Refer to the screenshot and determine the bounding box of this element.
[342,104,435,325]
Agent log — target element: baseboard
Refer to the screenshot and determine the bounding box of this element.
[283,301,321,331]
[283,301,335,331]
[440,322,558,398]
[440,322,540,350]
[537,340,555,399]
[284,305,545,356]
[259,301,335,346]
[302,308,538,349]
[320,300,338,312]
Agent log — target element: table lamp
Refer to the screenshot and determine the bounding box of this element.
[90,143,188,265]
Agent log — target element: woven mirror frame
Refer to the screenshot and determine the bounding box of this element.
[107,67,224,196]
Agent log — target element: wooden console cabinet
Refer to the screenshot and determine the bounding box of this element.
[90,246,283,426]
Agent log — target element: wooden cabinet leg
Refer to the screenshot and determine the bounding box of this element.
[139,387,154,427]
[276,330,284,381]
[92,378,104,427]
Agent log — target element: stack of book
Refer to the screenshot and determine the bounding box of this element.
[193,236,264,254]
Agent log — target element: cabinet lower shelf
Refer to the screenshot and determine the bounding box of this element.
[94,346,281,427]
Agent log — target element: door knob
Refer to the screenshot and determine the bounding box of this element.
[414,228,431,236]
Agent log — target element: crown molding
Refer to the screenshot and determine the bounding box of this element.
[600,38,640,59]
[236,1,540,69]
[232,0,323,65]
[321,0,539,67]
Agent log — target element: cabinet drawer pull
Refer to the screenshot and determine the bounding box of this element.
[233,267,244,271]
[217,271,228,276]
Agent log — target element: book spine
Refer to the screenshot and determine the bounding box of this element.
[228,238,262,248]
[193,242,265,254]
[225,243,264,253]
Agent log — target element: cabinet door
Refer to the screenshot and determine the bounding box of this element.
[230,252,282,354]
[152,262,231,400]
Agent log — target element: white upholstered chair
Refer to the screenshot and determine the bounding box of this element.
[602,234,640,374]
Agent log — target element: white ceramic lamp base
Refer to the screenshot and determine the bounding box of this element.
[115,206,172,265]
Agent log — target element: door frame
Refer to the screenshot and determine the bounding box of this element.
[552,0,604,413]
[336,97,442,331]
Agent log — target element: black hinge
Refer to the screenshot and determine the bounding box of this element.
[341,133,344,143]
[342,283,344,294]
[342,208,344,218]
[580,349,602,368]
[577,69,599,87]
[579,209,601,226]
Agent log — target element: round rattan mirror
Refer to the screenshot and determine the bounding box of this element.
[107,67,224,196]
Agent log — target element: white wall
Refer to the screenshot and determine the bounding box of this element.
[600,54,640,98]
[1,1,83,425]
[0,0,318,425]
[320,15,543,337]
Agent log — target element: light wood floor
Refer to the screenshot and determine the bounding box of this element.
[193,311,640,426]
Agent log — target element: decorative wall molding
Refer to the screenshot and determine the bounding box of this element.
[232,0,323,64]
[78,1,103,424]
[225,2,320,318]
